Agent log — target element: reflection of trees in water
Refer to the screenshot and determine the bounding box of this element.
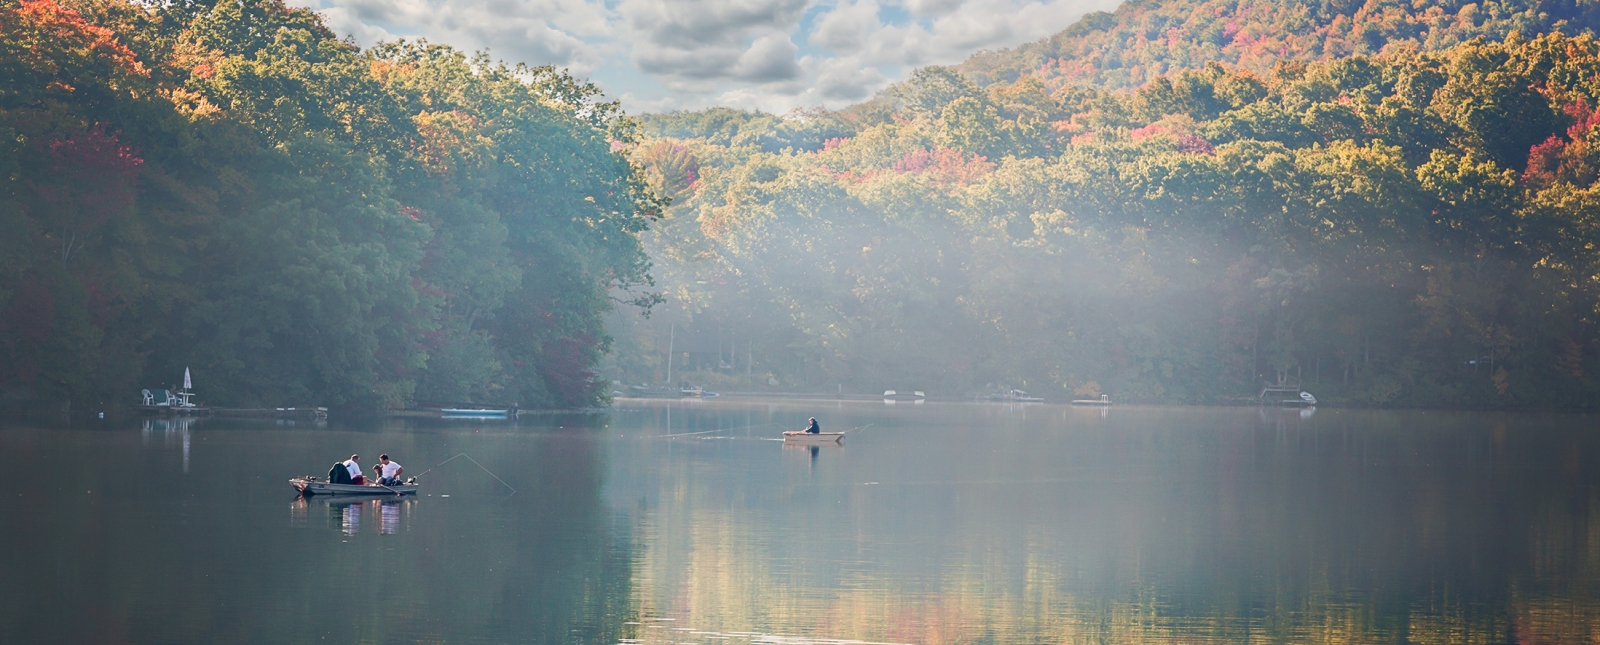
[482,431,636,643]
[0,418,637,644]
[618,409,1600,644]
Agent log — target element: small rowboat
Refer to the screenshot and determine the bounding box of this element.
[291,477,419,497]
[783,431,845,444]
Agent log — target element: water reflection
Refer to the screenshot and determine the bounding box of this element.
[288,497,416,536]
[4,404,1600,644]
[608,402,1600,645]
[141,417,195,473]
[341,502,359,535]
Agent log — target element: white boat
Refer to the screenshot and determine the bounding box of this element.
[1071,394,1112,406]
[291,477,419,496]
[441,408,515,417]
[882,390,926,401]
[783,431,845,444]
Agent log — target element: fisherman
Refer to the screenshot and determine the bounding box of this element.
[375,454,404,486]
[343,454,367,485]
[805,417,821,434]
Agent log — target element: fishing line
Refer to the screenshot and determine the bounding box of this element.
[845,423,875,435]
[654,421,779,438]
[414,453,517,496]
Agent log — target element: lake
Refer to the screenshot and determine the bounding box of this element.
[3,401,1599,644]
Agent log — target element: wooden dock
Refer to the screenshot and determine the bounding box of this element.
[135,406,328,419]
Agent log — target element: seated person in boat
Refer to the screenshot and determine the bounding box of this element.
[376,454,404,485]
[806,417,821,434]
[343,454,367,485]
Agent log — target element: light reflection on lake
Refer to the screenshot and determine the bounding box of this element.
[2,402,1599,644]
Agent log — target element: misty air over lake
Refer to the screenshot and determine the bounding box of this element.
[5,0,1600,642]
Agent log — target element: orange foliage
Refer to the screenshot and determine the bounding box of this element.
[1,0,148,83]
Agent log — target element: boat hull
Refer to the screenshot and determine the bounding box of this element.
[1070,400,1110,406]
[291,478,419,496]
[783,431,845,444]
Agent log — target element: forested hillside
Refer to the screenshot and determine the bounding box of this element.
[960,0,1600,91]
[612,33,1600,407]
[0,0,662,410]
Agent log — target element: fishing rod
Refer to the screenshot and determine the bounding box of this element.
[414,453,517,496]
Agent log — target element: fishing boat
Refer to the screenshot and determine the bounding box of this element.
[290,477,419,496]
[441,407,517,417]
[1071,394,1112,406]
[783,431,845,444]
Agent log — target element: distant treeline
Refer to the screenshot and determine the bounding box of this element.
[0,0,662,409]
[959,0,1600,91]
[617,33,1600,407]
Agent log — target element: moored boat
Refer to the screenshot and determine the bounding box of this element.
[783,431,845,444]
[1071,394,1112,406]
[291,477,419,496]
[882,389,926,401]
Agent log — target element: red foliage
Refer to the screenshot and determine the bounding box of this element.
[25,126,143,262]
[2,0,148,82]
[1523,100,1600,190]
[30,126,143,219]
[1177,134,1215,155]
[891,148,995,187]
[537,333,601,406]
[1523,135,1567,190]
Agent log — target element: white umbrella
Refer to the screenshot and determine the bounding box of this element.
[184,367,192,391]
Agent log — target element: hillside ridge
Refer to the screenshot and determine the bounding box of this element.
[957,0,1600,91]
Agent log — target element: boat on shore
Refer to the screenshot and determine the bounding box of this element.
[783,431,845,444]
[290,477,419,496]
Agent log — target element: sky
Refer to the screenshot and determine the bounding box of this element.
[287,0,1122,113]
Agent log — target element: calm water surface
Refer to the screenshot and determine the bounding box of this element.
[3,402,1600,644]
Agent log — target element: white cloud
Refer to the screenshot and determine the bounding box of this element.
[289,0,1122,112]
[810,0,880,54]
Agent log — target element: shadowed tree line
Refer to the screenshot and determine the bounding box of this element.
[0,0,664,410]
[617,30,1600,407]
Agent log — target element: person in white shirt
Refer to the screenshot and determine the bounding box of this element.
[376,454,404,486]
[343,454,367,485]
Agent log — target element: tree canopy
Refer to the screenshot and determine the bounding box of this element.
[611,32,1600,408]
[0,0,662,410]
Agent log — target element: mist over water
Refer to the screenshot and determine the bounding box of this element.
[4,402,1599,643]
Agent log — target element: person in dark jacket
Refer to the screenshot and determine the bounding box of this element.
[328,462,352,484]
[806,417,821,434]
